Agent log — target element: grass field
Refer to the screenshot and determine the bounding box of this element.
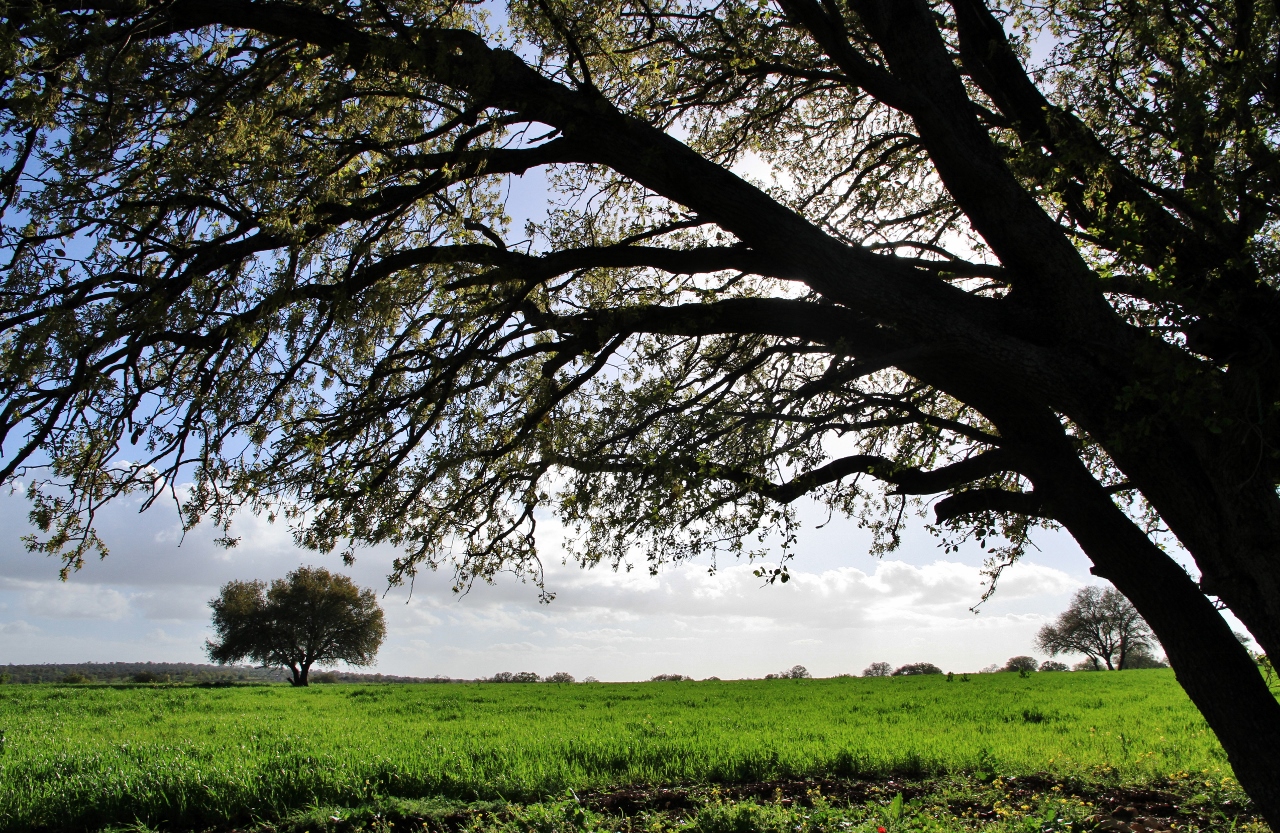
[0,671,1253,832]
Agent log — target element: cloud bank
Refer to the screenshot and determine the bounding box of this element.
[0,487,1095,679]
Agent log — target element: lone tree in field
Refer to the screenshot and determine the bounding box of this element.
[207,567,385,686]
[5,0,1280,819]
[1036,586,1155,672]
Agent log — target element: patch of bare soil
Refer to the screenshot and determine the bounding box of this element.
[576,774,1261,832]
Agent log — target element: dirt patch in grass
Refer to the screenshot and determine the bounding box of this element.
[92,774,1263,833]
[577,777,931,816]
[574,773,1260,833]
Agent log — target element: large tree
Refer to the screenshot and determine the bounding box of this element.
[1,0,1279,817]
[207,566,386,686]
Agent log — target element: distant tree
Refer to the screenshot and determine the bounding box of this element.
[1121,645,1169,669]
[779,665,812,679]
[60,672,90,684]
[1036,586,1156,671]
[892,662,943,676]
[1074,658,1103,672]
[1039,661,1070,673]
[310,671,341,684]
[1003,656,1039,673]
[582,676,600,684]
[979,664,1002,674]
[206,566,385,687]
[863,662,892,678]
[490,671,541,682]
[545,672,575,683]
[650,673,693,682]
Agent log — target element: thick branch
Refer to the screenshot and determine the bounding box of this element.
[756,448,1015,504]
[933,487,1047,524]
[523,297,911,358]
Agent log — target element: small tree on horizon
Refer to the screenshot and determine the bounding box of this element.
[862,662,892,678]
[206,566,385,687]
[1037,586,1155,671]
[1003,656,1039,673]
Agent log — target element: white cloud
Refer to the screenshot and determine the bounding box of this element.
[129,587,214,621]
[523,559,1080,631]
[0,619,39,636]
[22,582,131,620]
[145,628,191,645]
[0,484,1099,678]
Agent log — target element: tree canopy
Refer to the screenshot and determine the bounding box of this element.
[3,0,1280,820]
[207,566,386,686]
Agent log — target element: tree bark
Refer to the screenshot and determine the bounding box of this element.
[1031,443,1280,824]
[1106,434,1280,663]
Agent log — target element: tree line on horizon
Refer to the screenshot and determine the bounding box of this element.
[3,570,1193,687]
[3,567,1163,688]
[195,568,1180,687]
[0,662,457,686]
[1,659,1177,686]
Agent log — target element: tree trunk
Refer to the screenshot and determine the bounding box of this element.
[288,663,309,687]
[1036,451,1280,826]
[1080,408,1280,663]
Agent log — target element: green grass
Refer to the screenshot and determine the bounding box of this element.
[0,671,1238,831]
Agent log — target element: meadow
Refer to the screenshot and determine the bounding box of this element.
[0,671,1249,833]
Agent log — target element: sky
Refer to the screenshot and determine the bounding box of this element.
[0,482,1114,680]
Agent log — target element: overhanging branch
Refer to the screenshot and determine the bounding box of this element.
[933,488,1048,524]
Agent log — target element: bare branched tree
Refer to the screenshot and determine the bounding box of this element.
[1036,586,1156,671]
